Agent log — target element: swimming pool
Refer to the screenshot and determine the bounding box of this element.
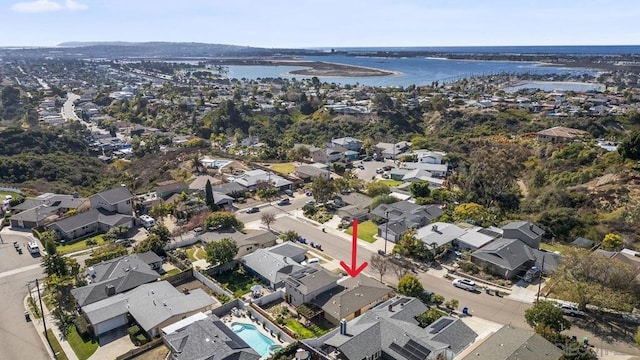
[231,322,275,357]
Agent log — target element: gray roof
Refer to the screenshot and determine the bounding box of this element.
[339,192,373,208]
[571,237,594,248]
[269,242,307,259]
[502,221,544,241]
[416,222,465,248]
[323,297,477,359]
[240,248,304,286]
[163,315,260,360]
[371,201,443,223]
[137,251,163,265]
[528,249,561,274]
[295,165,327,178]
[49,208,132,234]
[92,186,133,205]
[456,226,503,249]
[72,252,160,306]
[199,230,277,253]
[83,281,216,333]
[472,238,535,271]
[11,194,87,212]
[313,275,392,321]
[213,192,234,205]
[188,175,219,191]
[459,325,562,360]
[285,265,339,295]
[10,205,58,222]
[211,182,246,196]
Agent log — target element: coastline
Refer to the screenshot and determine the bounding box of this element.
[285,60,403,78]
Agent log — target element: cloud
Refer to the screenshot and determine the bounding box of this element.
[11,0,87,13]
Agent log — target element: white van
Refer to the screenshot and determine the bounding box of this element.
[302,258,320,266]
[27,242,40,254]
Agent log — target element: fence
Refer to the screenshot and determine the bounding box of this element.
[193,268,235,299]
[165,234,199,250]
[249,303,296,342]
[163,269,195,286]
[114,338,163,360]
[252,288,285,307]
[0,186,23,194]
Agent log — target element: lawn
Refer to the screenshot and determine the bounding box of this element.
[186,246,206,262]
[67,326,98,360]
[161,268,182,279]
[539,242,573,254]
[345,220,378,243]
[270,163,296,175]
[378,179,403,187]
[213,270,262,298]
[57,234,106,255]
[45,329,69,360]
[284,319,329,339]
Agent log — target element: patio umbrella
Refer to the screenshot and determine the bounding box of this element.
[250,285,263,293]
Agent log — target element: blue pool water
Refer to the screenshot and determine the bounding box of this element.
[231,322,275,357]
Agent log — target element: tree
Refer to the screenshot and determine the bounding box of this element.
[525,300,570,333]
[205,238,238,266]
[134,234,166,256]
[397,274,424,298]
[191,154,203,173]
[416,308,445,328]
[410,181,431,198]
[370,194,399,211]
[205,211,244,230]
[261,212,276,230]
[205,179,216,210]
[618,130,640,160]
[444,299,459,310]
[634,326,640,347]
[311,177,335,204]
[370,254,389,282]
[452,202,491,225]
[280,230,300,242]
[602,233,623,251]
[393,228,427,260]
[390,261,410,280]
[149,222,171,242]
[366,182,390,197]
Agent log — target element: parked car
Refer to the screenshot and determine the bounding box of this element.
[277,198,290,206]
[357,164,365,170]
[305,200,316,206]
[383,165,393,171]
[193,227,204,234]
[305,191,313,196]
[381,173,390,179]
[377,249,387,256]
[246,207,260,214]
[362,156,372,162]
[452,278,477,291]
[559,303,584,316]
[284,189,294,197]
[376,168,384,174]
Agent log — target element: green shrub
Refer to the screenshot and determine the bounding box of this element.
[74,316,92,338]
[135,333,149,345]
[127,325,140,337]
[459,261,480,274]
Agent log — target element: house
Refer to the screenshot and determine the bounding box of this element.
[9,193,88,229]
[411,150,447,164]
[318,297,477,360]
[89,185,134,215]
[455,226,503,251]
[459,325,562,360]
[284,264,341,307]
[155,180,189,200]
[162,313,260,360]
[400,162,448,178]
[471,238,535,279]
[373,201,444,242]
[312,275,393,326]
[335,193,373,221]
[232,169,292,191]
[571,237,595,249]
[210,182,246,198]
[375,141,412,159]
[416,222,466,249]
[47,208,134,241]
[81,281,216,341]
[268,242,308,263]
[295,164,330,181]
[312,146,349,163]
[188,175,222,193]
[536,126,589,143]
[502,221,544,249]
[240,247,305,289]
[398,169,446,189]
[331,137,363,151]
[72,252,161,307]
[200,230,278,259]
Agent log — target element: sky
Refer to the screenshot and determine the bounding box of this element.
[0,0,639,48]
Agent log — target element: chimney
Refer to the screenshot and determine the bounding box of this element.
[105,284,115,296]
[339,319,347,335]
[388,304,393,312]
[432,224,438,232]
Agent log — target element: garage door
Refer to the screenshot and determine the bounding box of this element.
[95,314,127,335]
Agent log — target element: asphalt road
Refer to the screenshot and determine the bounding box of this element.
[62,92,111,137]
[353,158,397,182]
[0,233,49,360]
[235,194,313,224]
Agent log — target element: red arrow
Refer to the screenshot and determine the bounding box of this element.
[340,219,368,277]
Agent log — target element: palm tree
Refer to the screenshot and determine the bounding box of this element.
[191,154,203,174]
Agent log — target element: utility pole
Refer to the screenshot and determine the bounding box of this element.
[35,278,56,359]
[384,210,389,254]
[536,255,545,302]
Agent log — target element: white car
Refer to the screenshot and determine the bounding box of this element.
[452,278,477,291]
[559,303,584,316]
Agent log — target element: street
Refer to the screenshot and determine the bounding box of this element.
[61,93,111,137]
[0,232,49,360]
[235,193,313,224]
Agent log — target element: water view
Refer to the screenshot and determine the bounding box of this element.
[225,54,596,87]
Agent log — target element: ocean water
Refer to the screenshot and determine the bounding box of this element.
[226,55,596,87]
[316,45,640,55]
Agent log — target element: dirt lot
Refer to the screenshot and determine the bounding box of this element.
[131,344,170,360]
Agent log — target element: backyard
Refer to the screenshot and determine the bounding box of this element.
[267,304,331,339]
[377,179,403,187]
[213,268,263,298]
[67,326,98,360]
[186,245,206,262]
[57,234,106,255]
[269,163,296,175]
[539,241,573,254]
[345,220,378,243]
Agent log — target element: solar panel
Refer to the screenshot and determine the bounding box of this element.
[429,318,453,334]
[389,340,431,360]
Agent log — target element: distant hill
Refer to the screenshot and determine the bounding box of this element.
[52,41,320,58]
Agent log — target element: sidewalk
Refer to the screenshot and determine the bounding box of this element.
[25,285,79,360]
